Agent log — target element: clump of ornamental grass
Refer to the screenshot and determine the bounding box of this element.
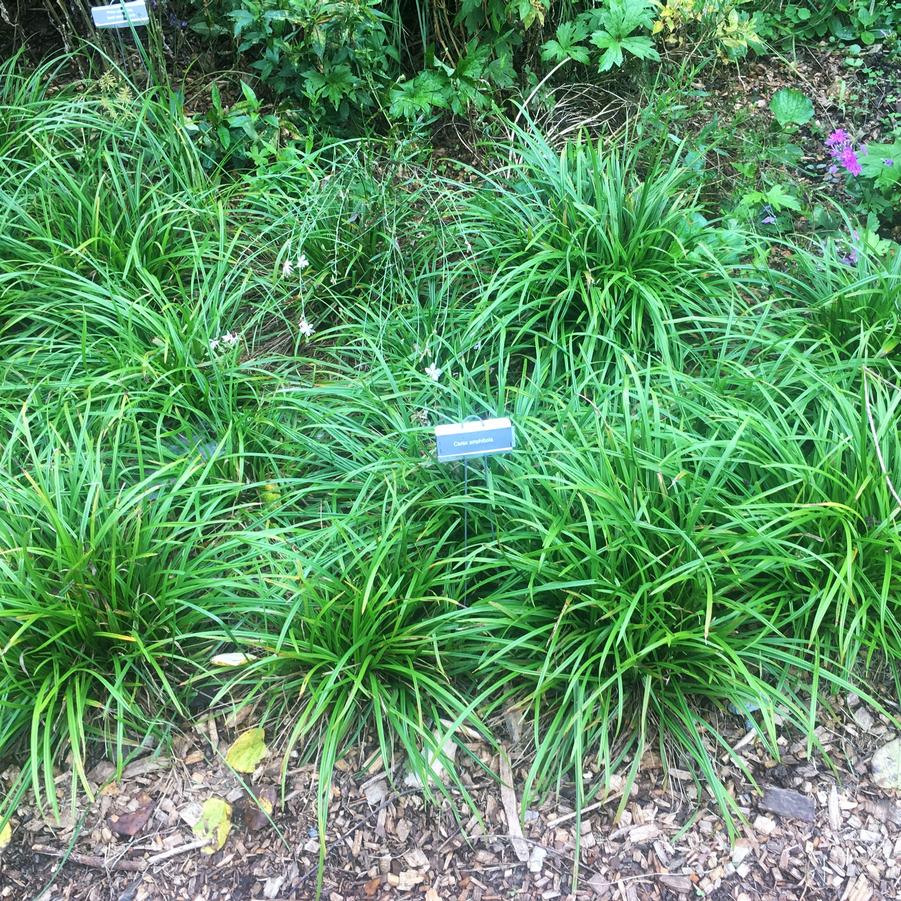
[0,407,294,823]
[220,325,899,872]
[240,140,442,315]
[451,369,832,827]
[442,125,750,374]
[716,331,901,670]
[202,501,492,890]
[764,231,901,354]
[0,54,107,172]
[0,71,444,445]
[188,354,506,891]
[2,51,901,894]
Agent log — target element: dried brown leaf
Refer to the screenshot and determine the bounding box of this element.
[498,751,529,863]
[109,796,154,838]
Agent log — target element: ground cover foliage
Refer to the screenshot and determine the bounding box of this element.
[0,39,900,889]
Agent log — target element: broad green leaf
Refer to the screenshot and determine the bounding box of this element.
[763,184,802,212]
[829,16,856,39]
[541,22,590,63]
[389,71,450,118]
[239,81,257,106]
[601,0,656,34]
[518,0,546,27]
[619,36,660,61]
[770,88,814,127]
[598,45,624,71]
[591,32,624,71]
[860,142,901,183]
[228,9,255,35]
[225,727,268,773]
[591,22,657,71]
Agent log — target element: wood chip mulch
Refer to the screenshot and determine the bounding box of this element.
[1,690,900,901]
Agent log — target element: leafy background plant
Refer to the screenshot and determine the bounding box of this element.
[759,0,901,44]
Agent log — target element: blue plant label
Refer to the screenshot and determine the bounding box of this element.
[435,417,514,463]
[91,0,149,28]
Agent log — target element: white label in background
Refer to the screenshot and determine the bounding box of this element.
[434,418,515,463]
[91,0,149,28]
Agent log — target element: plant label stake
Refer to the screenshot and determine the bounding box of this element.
[91,1,150,78]
[91,0,149,28]
[435,417,513,604]
[434,417,514,463]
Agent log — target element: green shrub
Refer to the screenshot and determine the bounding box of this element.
[651,0,764,59]
[190,0,670,124]
[194,0,399,121]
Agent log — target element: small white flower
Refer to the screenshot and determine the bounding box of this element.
[283,254,309,277]
[298,317,315,338]
[425,362,441,381]
[208,338,220,352]
[221,331,240,348]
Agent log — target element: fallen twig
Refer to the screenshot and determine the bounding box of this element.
[545,793,623,829]
[32,845,144,872]
[33,837,210,873]
[145,838,210,864]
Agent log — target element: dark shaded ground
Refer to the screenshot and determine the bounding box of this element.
[678,43,900,237]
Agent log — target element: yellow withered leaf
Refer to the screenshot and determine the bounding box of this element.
[225,727,268,773]
[0,820,11,851]
[192,798,232,854]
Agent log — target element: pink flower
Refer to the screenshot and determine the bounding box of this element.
[840,147,861,176]
[826,129,851,149]
[824,127,864,176]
